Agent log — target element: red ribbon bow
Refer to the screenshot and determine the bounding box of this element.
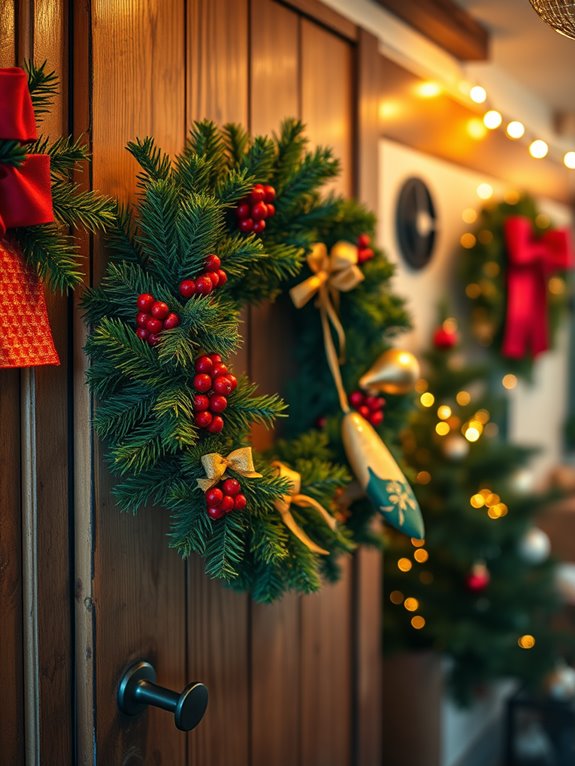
[0,67,54,236]
[502,216,573,359]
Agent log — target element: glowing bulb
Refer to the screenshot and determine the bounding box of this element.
[435,422,450,436]
[529,139,548,159]
[464,426,481,442]
[456,391,471,406]
[460,233,477,249]
[467,118,487,140]
[462,208,477,224]
[437,405,452,420]
[470,493,485,509]
[476,183,493,200]
[411,616,426,630]
[404,597,419,612]
[483,110,502,130]
[506,121,525,139]
[549,276,565,295]
[414,549,429,563]
[502,374,518,390]
[518,634,536,650]
[564,151,575,169]
[389,590,404,605]
[411,538,425,548]
[398,558,412,572]
[415,471,431,485]
[420,392,435,408]
[470,85,487,104]
[416,81,442,98]
[475,409,490,424]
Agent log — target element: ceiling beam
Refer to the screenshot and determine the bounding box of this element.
[374,0,489,61]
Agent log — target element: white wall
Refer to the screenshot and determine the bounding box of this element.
[379,138,573,481]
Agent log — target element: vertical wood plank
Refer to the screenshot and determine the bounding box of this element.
[91,2,187,763]
[300,17,354,766]
[0,0,16,65]
[249,3,302,765]
[186,3,250,764]
[32,1,74,761]
[354,27,383,766]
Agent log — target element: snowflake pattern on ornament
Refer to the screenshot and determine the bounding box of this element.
[380,480,418,528]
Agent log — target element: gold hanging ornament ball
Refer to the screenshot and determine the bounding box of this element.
[359,349,420,396]
[530,1,575,39]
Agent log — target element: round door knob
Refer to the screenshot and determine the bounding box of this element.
[117,661,208,732]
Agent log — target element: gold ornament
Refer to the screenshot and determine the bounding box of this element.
[342,411,424,539]
[197,447,262,492]
[442,433,470,461]
[271,461,337,555]
[359,348,420,396]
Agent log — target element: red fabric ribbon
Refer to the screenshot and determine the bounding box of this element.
[0,67,54,236]
[502,216,572,359]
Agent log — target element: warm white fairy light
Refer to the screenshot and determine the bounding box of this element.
[483,110,502,130]
[506,120,525,139]
[564,151,575,169]
[470,85,487,104]
[529,139,549,159]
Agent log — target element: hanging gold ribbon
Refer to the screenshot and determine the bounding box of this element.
[272,460,337,556]
[289,242,363,413]
[197,447,262,492]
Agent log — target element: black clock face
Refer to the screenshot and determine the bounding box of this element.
[395,177,437,270]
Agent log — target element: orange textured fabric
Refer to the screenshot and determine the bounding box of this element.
[0,239,59,368]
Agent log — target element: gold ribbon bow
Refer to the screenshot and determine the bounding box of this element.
[197,447,262,492]
[272,461,337,556]
[290,242,364,413]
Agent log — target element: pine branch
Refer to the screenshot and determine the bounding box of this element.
[51,179,116,232]
[0,139,27,167]
[29,134,89,174]
[15,223,83,291]
[25,61,58,121]
[126,136,172,185]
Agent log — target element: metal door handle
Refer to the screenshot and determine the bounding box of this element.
[117,661,208,731]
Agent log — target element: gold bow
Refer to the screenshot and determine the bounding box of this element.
[197,447,262,492]
[290,242,364,413]
[272,461,337,556]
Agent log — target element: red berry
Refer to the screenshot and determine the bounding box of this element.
[358,248,374,264]
[369,410,384,427]
[148,333,160,346]
[222,478,241,496]
[195,411,213,428]
[193,394,210,411]
[146,317,163,334]
[358,405,370,419]
[136,327,149,341]
[137,293,155,312]
[433,328,458,349]
[250,184,265,203]
[220,495,234,513]
[205,254,221,272]
[349,390,365,408]
[195,275,213,295]
[206,487,224,506]
[236,202,251,220]
[265,203,275,218]
[234,494,247,511]
[136,312,149,328]
[206,271,220,288]
[217,269,228,286]
[212,362,228,376]
[357,233,371,248]
[213,375,233,395]
[209,353,222,364]
[207,505,225,520]
[366,396,383,411]
[151,301,169,319]
[163,312,180,330]
[239,218,254,233]
[195,355,214,374]
[208,415,225,434]
[227,374,238,391]
[252,201,267,220]
[253,219,266,234]
[209,395,228,413]
[179,279,196,299]
[193,373,212,393]
[263,184,276,203]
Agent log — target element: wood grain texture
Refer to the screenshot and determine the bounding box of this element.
[91,2,187,762]
[0,0,16,65]
[249,5,301,766]
[280,0,357,41]
[32,1,74,761]
[186,3,250,763]
[374,0,489,61]
[300,17,353,766]
[354,27,383,766]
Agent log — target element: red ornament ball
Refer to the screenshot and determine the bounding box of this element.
[146,317,163,335]
[349,390,365,408]
[234,494,247,511]
[206,487,224,507]
[370,410,384,427]
[466,563,490,593]
[209,395,228,413]
[220,495,235,514]
[250,184,265,203]
[210,353,222,364]
[195,355,214,374]
[213,375,233,396]
[195,411,213,428]
[163,312,180,330]
[263,184,276,203]
[137,293,154,312]
[205,254,221,272]
[433,327,458,349]
[357,233,371,249]
[251,201,268,220]
[195,275,213,295]
[179,279,196,299]
[151,301,169,320]
[207,505,226,520]
[239,218,254,233]
[222,478,241,496]
[193,394,210,412]
[193,373,212,393]
[253,219,266,234]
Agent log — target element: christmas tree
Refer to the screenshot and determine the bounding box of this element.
[383,316,567,704]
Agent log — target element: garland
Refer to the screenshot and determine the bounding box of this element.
[0,63,113,368]
[84,120,423,603]
[460,194,572,380]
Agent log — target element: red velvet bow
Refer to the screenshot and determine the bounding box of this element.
[0,67,54,236]
[502,216,572,359]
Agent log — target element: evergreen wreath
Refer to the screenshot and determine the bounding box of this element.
[84,120,416,603]
[460,194,571,380]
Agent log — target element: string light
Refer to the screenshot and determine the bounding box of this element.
[404,597,419,612]
[476,183,493,200]
[414,548,429,563]
[564,151,575,169]
[529,139,549,159]
[390,590,404,605]
[411,538,425,548]
[411,616,426,630]
[483,110,502,130]
[518,634,536,650]
[462,208,477,224]
[435,422,450,436]
[420,392,435,408]
[502,373,518,390]
[465,283,481,299]
[506,121,525,139]
[416,81,442,98]
[460,232,477,249]
[398,558,412,572]
[470,85,487,104]
[475,409,491,424]
[415,471,432,485]
[470,493,485,509]
[437,405,452,420]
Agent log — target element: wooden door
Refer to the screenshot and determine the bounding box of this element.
[0,2,382,764]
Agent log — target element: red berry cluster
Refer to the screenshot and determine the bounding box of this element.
[193,354,237,434]
[179,254,227,300]
[349,389,385,427]
[357,233,374,264]
[235,184,276,235]
[136,293,180,346]
[205,477,247,520]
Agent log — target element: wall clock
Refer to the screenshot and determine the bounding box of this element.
[395,177,437,270]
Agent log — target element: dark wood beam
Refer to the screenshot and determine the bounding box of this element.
[374,0,489,61]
